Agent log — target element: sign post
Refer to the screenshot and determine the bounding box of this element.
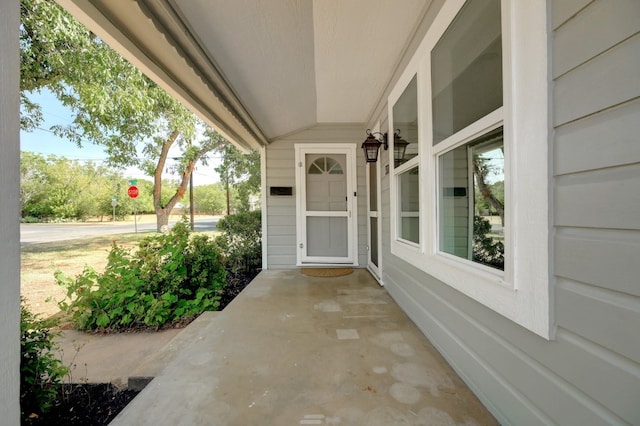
[111,197,118,223]
[127,183,139,233]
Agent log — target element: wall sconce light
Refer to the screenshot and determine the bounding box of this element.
[393,130,409,165]
[361,129,388,163]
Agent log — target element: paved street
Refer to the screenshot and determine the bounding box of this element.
[20,216,219,244]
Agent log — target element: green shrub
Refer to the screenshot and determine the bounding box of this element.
[215,210,262,275]
[472,215,504,270]
[21,216,44,223]
[20,301,69,416]
[56,218,226,331]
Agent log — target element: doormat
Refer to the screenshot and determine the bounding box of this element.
[301,268,354,278]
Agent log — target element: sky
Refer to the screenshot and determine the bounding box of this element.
[20,89,221,186]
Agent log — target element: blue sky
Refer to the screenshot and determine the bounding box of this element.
[20,89,221,185]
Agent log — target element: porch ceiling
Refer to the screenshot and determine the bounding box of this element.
[56,0,430,150]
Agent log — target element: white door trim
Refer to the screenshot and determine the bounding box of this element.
[366,159,383,282]
[295,143,358,266]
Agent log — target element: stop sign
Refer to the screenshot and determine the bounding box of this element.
[127,185,139,198]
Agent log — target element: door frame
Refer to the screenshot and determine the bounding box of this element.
[295,143,358,266]
[366,159,383,281]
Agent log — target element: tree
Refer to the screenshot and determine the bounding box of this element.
[20,0,232,231]
[20,152,123,221]
[193,184,227,215]
[212,136,261,214]
[472,154,504,225]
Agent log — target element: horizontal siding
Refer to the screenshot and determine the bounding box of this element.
[266,205,295,215]
[266,226,294,241]
[267,255,297,269]
[265,137,296,269]
[555,98,640,175]
[555,163,640,230]
[266,159,295,170]
[553,0,640,78]
[548,0,638,422]
[555,278,640,363]
[267,177,295,188]
[267,215,295,227]
[552,0,591,29]
[266,245,295,256]
[553,33,640,126]
[267,234,295,245]
[555,228,640,296]
[267,168,296,179]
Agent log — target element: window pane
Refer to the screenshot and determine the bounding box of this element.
[392,75,418,167]
[432,0,502,144]
[369,163,377,212]
[370,217,378,267]
[439,127,504,270]
[306,155,347,211]
[399,166,420,243]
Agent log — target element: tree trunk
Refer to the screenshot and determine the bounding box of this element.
[155,207,171,232]
[473,160,504,226]
[225,179,230,216]
[152,129,210,231]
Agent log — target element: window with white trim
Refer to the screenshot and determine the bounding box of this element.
[389,0,550,338]
[392,75,420,245]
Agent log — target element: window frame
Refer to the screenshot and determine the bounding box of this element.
[389,0,551,339]
[390,71,422,248]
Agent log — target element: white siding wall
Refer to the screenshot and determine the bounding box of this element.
[265,124,368,268]
[0,0,21,422]
[379,0,640,424]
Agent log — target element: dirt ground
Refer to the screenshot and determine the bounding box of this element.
[20,215,162,319]
[22,239,115,319]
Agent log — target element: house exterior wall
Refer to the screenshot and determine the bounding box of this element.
[0,0,21,422]
[377,0,640,424]
[264,124,368,269]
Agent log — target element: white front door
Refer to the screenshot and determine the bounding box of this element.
[295,144,357,265]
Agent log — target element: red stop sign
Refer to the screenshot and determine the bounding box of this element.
[127,185,139,198]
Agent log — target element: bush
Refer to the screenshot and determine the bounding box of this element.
[472,215,504,270]
[21,216,44,223]
[215,210,262,276]
[56,218,226,331]
[20,301,69,416]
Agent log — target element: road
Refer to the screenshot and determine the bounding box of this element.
[20,217,219,244]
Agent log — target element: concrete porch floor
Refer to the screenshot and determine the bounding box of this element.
[111,269,497,425]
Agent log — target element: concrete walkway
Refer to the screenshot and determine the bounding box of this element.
[107,269,497,425]
[57,327,182,388]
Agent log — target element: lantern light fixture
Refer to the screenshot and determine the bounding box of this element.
[361,129,387,163]
[392,130,409,165]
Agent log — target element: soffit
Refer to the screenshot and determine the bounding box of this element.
[58,0,430,145]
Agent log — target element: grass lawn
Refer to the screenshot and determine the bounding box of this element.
[21,231,218,319]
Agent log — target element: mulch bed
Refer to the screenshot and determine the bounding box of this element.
[218,270,259,310]
[23,384,139,425]
[22,269,259,425]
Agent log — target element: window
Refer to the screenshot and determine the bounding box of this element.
[308,157,343,175]
[438,126,504,270]
[399,166,420,244]
[431,0,502,145]
[389,0,550,338]
[392,75,420,245]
